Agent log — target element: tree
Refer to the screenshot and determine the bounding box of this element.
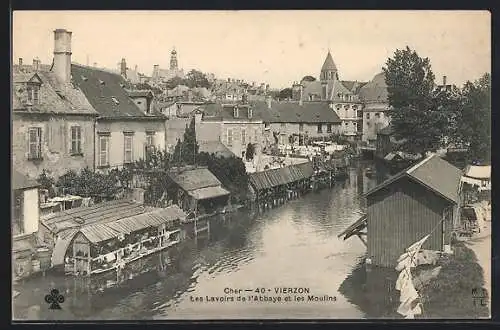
[279,88,293,100]
[383,46,448,155]
[185,69,210,89]
[172,117,199,165]
[37,169,56,197]
[246,143,255,161]
[165,76,188,89]
[453,73,491,163]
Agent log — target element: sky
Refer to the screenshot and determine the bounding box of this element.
[12,11,491,89]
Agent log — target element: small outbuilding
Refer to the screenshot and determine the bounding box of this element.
[339,154,463,268]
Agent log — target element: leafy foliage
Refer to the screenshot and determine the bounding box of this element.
[197,152,248,203]
[185,69,211,89]
[172,117,199,165]
[279,88,293,100]
[383,46,448,155]
[246,143,255,161]
[55,167,122,200]
[451,73,491,164]
[37,169,56,197]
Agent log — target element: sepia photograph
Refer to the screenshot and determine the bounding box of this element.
[11,10,491,320]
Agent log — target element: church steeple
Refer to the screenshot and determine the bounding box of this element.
[170,47,178,71]
[320,50,338,81]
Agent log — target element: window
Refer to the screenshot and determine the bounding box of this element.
[98,135,109,167]
[327,124,332,133]
[317,124,323,133]
[281,123,286,128]
[299,123,304,132]
[146,132,155,146]
[375,113,380,118]
[357,110,363,118]
[70,126,82,155]
[27,86,40,104]
[233,107,239,118]
[241,129,246,145]
[254,128,259,142]
[124,134,134,164]
[13,190,24,235]
[227,129,233,146]
[366,113,370,119]
[248,107,253,119]
[28,127,42,160]
[264,123,270,129]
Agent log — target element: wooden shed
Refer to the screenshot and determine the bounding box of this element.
[339,154,463,268]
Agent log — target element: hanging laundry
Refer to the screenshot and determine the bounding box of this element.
[399,273,419,303]
[395,267,411,291]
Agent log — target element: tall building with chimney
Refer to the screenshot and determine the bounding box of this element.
[12,29,98,180]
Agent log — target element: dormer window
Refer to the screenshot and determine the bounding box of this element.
[111,97,119,105]
[27,85,40,105]
[233,106,239,118]
[81,75,88,81]
[99,79,105,85]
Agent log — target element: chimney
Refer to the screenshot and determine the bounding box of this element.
[442,75,447,86]
[53,29,72,84]
[33,57,40,71]
[120,58,127,78]
[18,58,23,66]
[266,95,272,109]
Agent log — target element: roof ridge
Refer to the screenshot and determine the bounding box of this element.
[406,153,435,175]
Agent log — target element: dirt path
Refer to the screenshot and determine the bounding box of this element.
[465,220,491,316]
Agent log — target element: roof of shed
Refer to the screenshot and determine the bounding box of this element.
[80,205,185,243]
[249,162,314,190]
[168,167,222,191]
[365,154,463,204]
[41,199,147,234]
[13,170,40,190]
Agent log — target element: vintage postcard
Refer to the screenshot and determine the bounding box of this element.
[11,10,491,320]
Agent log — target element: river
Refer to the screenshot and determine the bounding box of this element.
[13,161,386,320]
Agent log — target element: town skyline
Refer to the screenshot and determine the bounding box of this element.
[13,10,490,89]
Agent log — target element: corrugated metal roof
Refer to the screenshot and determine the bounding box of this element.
[249,162,314,191]
[76,205,186,244]
[169,168,222,191]
[188,186,230,200]
[365,154,463,204]
[42,199,145,233]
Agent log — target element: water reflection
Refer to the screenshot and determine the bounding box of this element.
[13,163,383,320]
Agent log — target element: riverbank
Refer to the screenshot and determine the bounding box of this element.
[417,242,490,319]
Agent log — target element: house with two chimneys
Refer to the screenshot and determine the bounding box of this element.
[12,28,167,180]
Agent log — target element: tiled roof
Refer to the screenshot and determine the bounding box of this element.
[12,70,98,115]
[126,90,153,98]
[13,170,40,190]
[321,51,338,72]
[365,154,463,204]
[71,64,164,119]
[358,72,388,103]
[329,80,355,101]
[341,80,368,94]
[168,167,222,192]
[198,141,235,158]
[200,101,341,124]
